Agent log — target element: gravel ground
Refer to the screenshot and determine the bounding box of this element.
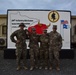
[0,49,76,75]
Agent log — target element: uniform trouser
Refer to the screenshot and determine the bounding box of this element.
[16,47,27,66]
[40,48,48,67]
[49,48,60,66]
[29,46,39,67]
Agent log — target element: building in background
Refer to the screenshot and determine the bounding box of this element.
[0,15,6,47]
[71,16,76,42]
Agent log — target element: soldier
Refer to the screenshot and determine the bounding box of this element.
[29,28,39,70]
[49,25,62,71]
[10,23,28,71]
[39,29,49,70]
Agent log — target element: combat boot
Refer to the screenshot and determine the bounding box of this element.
[39,66,42,69]
[23,66,28,70]
[56,63,60,71]
[56,66,60,71]
[16,66,21,71]
[45,66,48,70]
[49,66,52,70]
[30,66,34,71]
[35,65,38,69]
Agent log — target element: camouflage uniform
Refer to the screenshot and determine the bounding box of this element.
[39,30,49,69]
[29,29,39,69]
[49,29,62,70]
[10,26,27,69]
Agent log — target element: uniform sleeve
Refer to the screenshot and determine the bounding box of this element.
[47,33,50,45]
[10,31,17,43]
[48,32,53,45]
[59,34,62,48]
[25,29,29,39]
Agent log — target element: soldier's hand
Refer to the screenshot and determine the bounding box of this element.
[16,40,20,43]
[25,29,29,35]
[47,23,51,27]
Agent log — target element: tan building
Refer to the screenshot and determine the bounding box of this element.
[0,15,7,47]
[71,16,76,43]
[0,15,6,37]
[0,14,76,47]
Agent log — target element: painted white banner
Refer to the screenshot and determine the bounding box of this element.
[7,10,71,49]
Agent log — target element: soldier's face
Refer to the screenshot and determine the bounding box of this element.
[53,28,57,32]
[20,26,24,29]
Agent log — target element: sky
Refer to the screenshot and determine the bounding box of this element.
[0,0,76,15]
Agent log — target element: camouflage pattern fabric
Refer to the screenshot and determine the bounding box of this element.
[39,34,49,67]
[49,31,62,66]
[10,29,27,66]
[29,33,39,67]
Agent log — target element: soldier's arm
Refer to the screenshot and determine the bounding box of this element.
[10,31,17,43]
[47,33,50,45]
[59,34,63,48]
[48,32,53,45]
[25,29,29,39]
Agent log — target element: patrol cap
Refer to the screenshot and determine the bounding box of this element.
[53,25,57,29]
[31,28,36,31]
[19,23,25,27]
